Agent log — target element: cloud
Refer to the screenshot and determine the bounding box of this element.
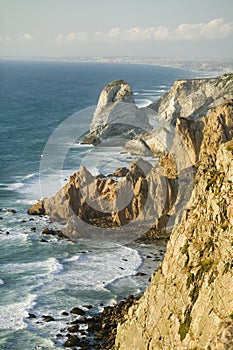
[55,18,233,44]
[18,33,33,41]
[0,36,11,42]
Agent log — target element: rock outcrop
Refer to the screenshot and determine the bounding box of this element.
[114,100,233,349]
[150,73,233,124]
[129,74,233,157]
[82,80,153,145]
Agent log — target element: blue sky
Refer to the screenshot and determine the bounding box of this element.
[0,0,233,58]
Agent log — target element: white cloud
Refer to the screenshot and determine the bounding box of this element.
[0,36,11,42]
[55,18,233,45]
[19,33,33,41]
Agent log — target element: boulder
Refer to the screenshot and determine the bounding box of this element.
[27,200,45,215]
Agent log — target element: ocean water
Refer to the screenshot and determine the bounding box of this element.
[0,60,196,349]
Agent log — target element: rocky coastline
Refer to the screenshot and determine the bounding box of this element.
[28,74,233,349]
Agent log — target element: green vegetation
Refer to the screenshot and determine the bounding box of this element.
[204,238,215,252]
[186,273,195,289]
[179,306,192,341]
[208,270,219,285]
[229,313,233,320]
[189,284,200,303]
[181,242,189,255]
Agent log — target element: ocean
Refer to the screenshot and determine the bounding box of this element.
[0,60,197,349]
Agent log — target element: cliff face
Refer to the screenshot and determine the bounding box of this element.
[83,79,152,145]
[128,74,233,158]
[150,74,233,124]
[114,101,233,349]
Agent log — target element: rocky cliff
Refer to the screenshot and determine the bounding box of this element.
[83,79,153,145]
[114,100,233,349]
[150,73,233,124]
[125,74,233,157]
[29,74,233,244]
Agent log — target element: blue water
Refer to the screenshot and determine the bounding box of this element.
[0,60,195,349]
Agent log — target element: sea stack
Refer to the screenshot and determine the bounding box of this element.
[82,79,152,144]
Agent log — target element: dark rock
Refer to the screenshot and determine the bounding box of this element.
[7,208,16,214]
[83,304,93,309]
[42,227,64,237]
[40,238,48,243]
[62,311,69,316]
[21,220,27,223]
[42,315,55,322]
[28,313,37,319]
[30,227,36,232]
[67,324,79,333]
[70,307,86,316]
[6,231,10,235]
[136,272,147,276]
[64,334,81,347]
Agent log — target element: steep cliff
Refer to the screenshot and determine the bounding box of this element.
[114,100,233,349]
[126,73,233,157]
[83,79,152,145]
[150,73,233,124]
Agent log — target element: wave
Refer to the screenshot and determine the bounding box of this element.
[0,279,4,285]
[0,182,24,191]
[22,173,37,180]
[135,98,153,108]
[0,257,63,277]
[0,293,36,330]
[57,245,141,291]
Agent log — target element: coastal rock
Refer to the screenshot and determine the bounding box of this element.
[110,167,129,177]
[83,80,152,144]
[114,100,233,349]
[27,200,45,215]
[150,73,233,124]
[122,138,153,156]
[28,79,233,242]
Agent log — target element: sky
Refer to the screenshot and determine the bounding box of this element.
[0,0,233,59]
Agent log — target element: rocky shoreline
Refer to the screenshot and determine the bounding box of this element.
[27,74,233,349]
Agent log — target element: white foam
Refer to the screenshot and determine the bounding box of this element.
[56,246,141,291]
[0,293,36,330]
[23,173,37,180]
[0,257,63,277]
[135,98,152,107]
[0,279,4,285]
[64,254,81,262]
[0,182,24,191]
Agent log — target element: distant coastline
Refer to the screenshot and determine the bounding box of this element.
[1,55,233,75]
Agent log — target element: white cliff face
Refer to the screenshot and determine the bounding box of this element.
[150,74,233,124]
[83,80,152,144]
[90,80,134,132]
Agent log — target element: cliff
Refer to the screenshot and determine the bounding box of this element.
[82,79,152,145]
[125,74,233,157]
[150,73,233,124]
[114,100,233,349]
[28,75,233,348]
